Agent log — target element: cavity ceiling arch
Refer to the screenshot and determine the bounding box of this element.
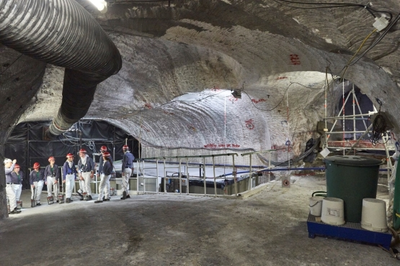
[18,32,400,155]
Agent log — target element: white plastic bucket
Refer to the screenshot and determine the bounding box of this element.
[309,196,324,216]
[361,198,388,232]
[321,197,345,226]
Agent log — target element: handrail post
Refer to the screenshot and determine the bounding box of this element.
[179,158,182,194]
[203,157,206,195]
[156,159,159,193]
[186,158,190,195]
[163,158,167,193]
[249,154,253,190]
[233,154,238,196]
[213,155,217,195]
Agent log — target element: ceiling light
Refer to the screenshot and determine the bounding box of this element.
[88,0,107,12]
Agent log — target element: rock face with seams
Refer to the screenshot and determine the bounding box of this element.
[1,1,400,213]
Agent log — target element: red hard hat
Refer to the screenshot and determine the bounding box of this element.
[103,151,111,157]
[14,164,20,169]
[123,145,129,150]
[33,162,40,169]
[79,149,86,153]
[48,156,55,162]
[66,153,74,158]
[100,146,107,152]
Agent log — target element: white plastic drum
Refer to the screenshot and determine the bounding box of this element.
[361,198,388,232]
[309,196,324,216]
[321,197,345,226]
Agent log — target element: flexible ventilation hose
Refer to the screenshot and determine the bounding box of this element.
[0,0,122,136]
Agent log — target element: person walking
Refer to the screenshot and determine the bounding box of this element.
[30,162,45,206]
[4,158,20,214]
[44,156,60,204]
[77,149,95,201]
[62,153,77,203]
[121,144,134,200]
[98,145,113,200]
[95,151,113,203]
[11,164,23,209]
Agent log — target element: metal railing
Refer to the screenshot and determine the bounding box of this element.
[135,153,240,196]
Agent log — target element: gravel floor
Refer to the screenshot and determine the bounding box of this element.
[0,174,398,266]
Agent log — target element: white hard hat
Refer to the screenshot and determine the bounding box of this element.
[3,158,12,164]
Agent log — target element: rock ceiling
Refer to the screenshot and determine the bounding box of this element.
[2,0,400,160]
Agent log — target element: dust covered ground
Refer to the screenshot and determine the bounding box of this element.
[0,174,398,266]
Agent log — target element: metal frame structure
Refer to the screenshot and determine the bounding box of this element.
[241,149,275,190]
[135,153,240,196]
[323,82,395,188]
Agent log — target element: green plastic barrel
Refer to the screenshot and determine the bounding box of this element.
[324,155,381,223]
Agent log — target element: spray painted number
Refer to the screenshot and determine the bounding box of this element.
[251,98,267,104]
[290,54,301,65]
[245,119,255,130]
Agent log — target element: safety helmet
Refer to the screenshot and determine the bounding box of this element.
[33,162,40,169]
[48,156,55,162]
[14,164,20,169]
[123,145,129,150]
[3,158,12,164]
[79,149,86,153]
[103,151,111,157]
[100,146,107,152]
[66,153,74,158]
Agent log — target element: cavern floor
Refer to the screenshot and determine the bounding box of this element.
[0,174,397,266]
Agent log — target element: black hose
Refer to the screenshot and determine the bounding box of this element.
[0,0,122,136]
[258,137,321,167]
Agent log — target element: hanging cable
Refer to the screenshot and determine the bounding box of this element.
[273,0,393,19]
[340,28,377,81]
[349,13,400,66]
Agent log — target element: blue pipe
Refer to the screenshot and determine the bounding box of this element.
[218,167,388,177]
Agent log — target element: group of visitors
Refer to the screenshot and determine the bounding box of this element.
[3,144,135,214]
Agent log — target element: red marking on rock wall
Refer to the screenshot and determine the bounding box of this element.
[245,119,255,130]
[276,76,288,80]
[211,86,221,91]
[251,98,267,104]
[144,103,152,109]
[290,54,301,65]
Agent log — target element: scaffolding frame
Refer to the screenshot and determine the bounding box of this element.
[323,83,395,188]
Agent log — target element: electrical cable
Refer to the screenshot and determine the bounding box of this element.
[273,0,392,19]
[240,83,292,112]
[257,137,321,167]
[241,81,322,112]
[340,28,377,81]
[349,12,400,66]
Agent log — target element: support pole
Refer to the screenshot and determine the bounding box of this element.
[156,159,159,193]
[233,155,238,196]
[163,159,167,193]
[186,158,190,195]
[203,157,206,195]
[352,84,356,141]
[249,154,253,190]
[213,156,217,196]
[179,158,182,194]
